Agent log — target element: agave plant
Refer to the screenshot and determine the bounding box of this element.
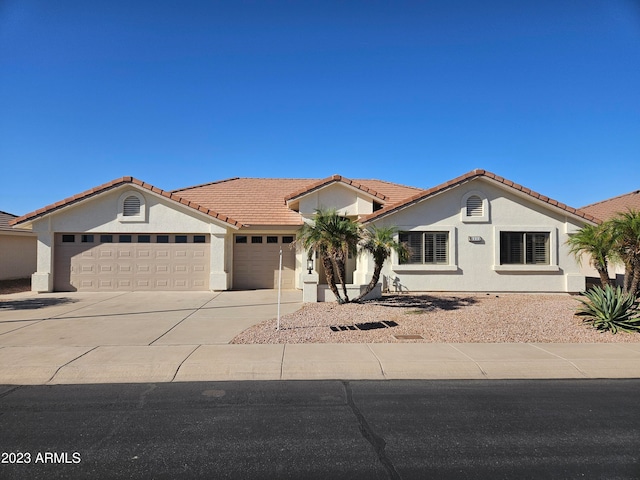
[576,285,640,334]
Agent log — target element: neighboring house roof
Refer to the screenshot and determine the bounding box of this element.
[579,190,640,222]
[0,211,18,231]
[174,177,422,226]
[10,177,243,228]
[362,169,600,224]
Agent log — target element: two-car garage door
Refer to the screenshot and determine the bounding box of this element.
[54,233,210,291]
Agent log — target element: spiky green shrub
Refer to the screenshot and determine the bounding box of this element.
[576,285,640,334]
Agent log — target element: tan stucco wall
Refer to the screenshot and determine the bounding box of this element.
[0,232,37,280]
[366,178,587,293]
[298,183,374,217]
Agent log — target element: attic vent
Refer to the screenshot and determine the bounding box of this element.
[123,195,141,216]
[466,195,483,217]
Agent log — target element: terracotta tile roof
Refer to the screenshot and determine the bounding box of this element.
[10,177,243,228]
[11,171,596,230]
[285,174,388,202]
[174,178,317,226]
[174,177,422,226]
[362,169,600,224]
[579,190,640,222]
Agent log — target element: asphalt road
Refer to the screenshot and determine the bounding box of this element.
[1,380,639,479]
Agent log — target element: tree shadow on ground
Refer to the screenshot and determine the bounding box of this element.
[0,297,79,311]
[365,294,479,312]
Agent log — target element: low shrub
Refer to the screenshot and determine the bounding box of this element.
[576,285,640,334]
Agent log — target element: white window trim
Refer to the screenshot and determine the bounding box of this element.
[392,226,458,272]
[117,191,146,223]
[492,226,559,272]
[461,191,489,223]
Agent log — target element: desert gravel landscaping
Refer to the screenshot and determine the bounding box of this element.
[232,293,640,344]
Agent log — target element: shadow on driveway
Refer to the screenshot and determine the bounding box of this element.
[0,297,79,311]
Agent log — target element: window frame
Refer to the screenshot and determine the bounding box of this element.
[393,227,457,272]
[493,226,559,272]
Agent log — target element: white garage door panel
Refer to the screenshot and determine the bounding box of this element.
[54,234,210,291]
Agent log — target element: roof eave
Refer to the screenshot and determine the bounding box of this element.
[10,177,244,229]
[362,169,599,225]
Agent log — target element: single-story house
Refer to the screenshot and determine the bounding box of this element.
[579,189,640,285]
[0,211,37,281]
[10,169,598,298]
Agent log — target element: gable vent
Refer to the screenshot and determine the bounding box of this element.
[466,195,483,217]
[123,195,141,216]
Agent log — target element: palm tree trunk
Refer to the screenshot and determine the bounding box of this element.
[354,261,382,303]
[334,254,349,303]
[596,266,611,288]
[321,254,343,303]
[630,257,640,297]
[624,260,633,294]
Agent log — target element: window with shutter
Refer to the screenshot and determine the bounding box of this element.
[400,231,449,265]
[500,232,549,265]
[123,195,141,216]
[466,195,483,217]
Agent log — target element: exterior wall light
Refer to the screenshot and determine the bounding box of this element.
[307,258,314,274]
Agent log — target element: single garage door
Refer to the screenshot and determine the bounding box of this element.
[233,234,296,289]
[54,233,210,291]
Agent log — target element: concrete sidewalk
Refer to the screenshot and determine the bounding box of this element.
[1,291,640,384]
[2,342,640,385]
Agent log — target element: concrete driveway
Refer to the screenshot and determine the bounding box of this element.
[0,290,302,384]
[3,290,640,385]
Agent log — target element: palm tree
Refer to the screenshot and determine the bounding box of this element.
[326,213,360,302]
[566,223,614,288]
[609,209,640,296]
[353,226,409,302]
[295,209,360,304]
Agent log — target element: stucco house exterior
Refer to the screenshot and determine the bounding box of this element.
[0,211,37,281]
[10,169,597,298]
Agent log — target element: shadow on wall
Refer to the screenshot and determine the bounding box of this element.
[0,297,78,311]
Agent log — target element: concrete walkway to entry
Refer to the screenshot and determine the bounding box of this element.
[1,290,640,385]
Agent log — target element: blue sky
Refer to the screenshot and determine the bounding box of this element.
[1,0,639,216]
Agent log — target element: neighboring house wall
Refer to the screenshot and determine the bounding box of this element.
[576,190,640,288]
[364,178,586,293]
[0,231,37,280]
[579,261,625,288]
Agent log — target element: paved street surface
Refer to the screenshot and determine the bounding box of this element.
[1,379,639,479]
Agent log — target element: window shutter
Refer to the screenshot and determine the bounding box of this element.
[424,234,434,263]
[400,232,423,264]
[466,195,483,217]
[123,195,141,216]
[527,233,549,264]
[435,233,448,264]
